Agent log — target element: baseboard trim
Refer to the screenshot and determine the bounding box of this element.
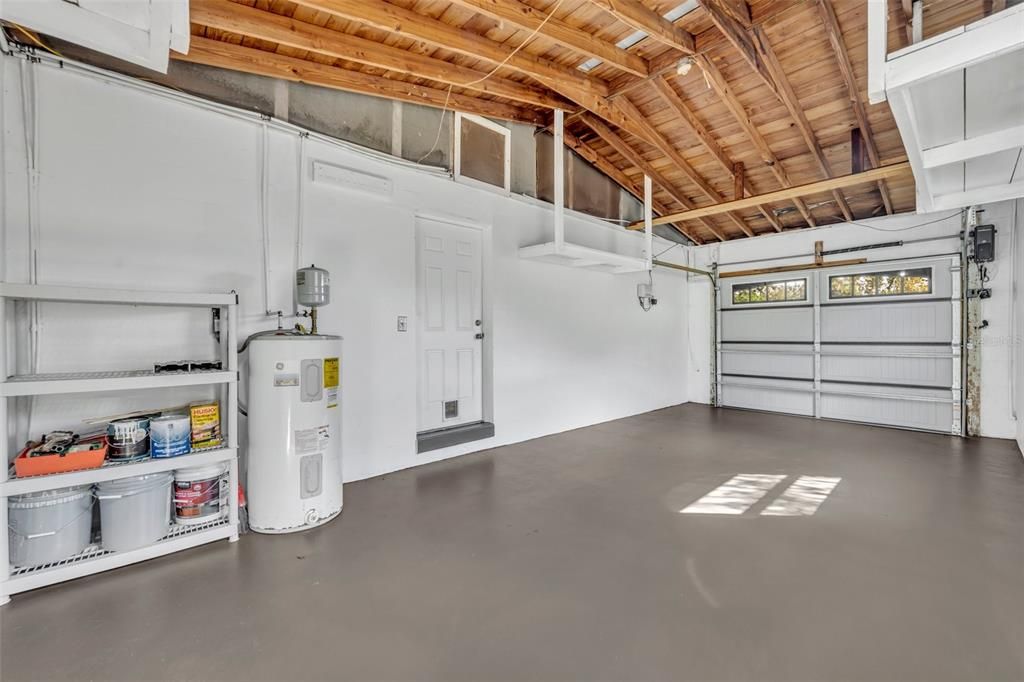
[417,421,495,454]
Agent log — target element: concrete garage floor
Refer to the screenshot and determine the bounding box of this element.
[2,404,1023,681]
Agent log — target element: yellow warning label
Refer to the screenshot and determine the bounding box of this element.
[323,357,339,388]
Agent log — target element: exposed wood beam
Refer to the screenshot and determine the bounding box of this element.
[632,163,912,227]
[289,0,608,98]
[697,1,779,97]
[816,0,895,215]
[584,0,696,53]
[733,163,744,200]
[615,97,757,237]
[751,26,854,221]
[173,37,545,124]
[851,128,866,173]
[719,257,867,278]
[650,76,783,231]
[582,113,729,241]
[447,0,649,77]
[562,129,702,243]
[694,53,818,227]
[191,0,570,110]
[288,0,662,147]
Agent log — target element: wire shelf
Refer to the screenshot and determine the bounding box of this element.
[10,518,232,578]
[7,369,223,382]
[1,369,235,397]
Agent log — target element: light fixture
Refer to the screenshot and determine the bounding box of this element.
[676,56,694,76]
[637,272,657,312]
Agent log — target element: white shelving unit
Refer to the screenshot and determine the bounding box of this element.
[0,283,240,605]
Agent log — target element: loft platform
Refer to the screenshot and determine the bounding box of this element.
[518,241,649,274]
[869,3,1024,212]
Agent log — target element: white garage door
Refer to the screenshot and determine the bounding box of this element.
[717,257,962,434]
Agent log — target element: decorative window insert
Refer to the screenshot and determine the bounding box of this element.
[732,278,807,305]
[454,112,511,192]
[828,268,932,299]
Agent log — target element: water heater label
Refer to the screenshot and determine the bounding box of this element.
[323,358,339,388]
[294,425,330,456]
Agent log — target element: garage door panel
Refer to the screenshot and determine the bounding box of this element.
[718,257,960,434]
[820,384,953,432]
[721,378,815,416]
[721,307,814,342]
[721,344,814,379]
[820,346,954,387]
[820,300,953,344]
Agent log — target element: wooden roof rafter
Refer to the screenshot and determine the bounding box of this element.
[649,77,783,232]
[562,128,703,243]
[189,0,573,110]
[815,0,895,215]
[581,113,730,242]
[176,0,986,241]
[750,25,855,221]
[696,0,780,98]
[174,36,547,123]
[446,0,650,77]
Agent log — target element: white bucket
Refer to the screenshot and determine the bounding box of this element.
[95,473,172,552]
[173,463,228,526]
[8,486,93,568]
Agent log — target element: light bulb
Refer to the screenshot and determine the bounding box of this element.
[676,57,693,76]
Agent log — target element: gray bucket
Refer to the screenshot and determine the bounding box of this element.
[96,473,172,552]
[8,486,93,568]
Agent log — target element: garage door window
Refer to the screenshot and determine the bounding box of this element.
[829,268,932,299]
[732,278,807,304]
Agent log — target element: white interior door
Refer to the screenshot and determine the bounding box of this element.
[416,218,483,432]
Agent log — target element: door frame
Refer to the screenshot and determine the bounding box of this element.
[414,211,493,435]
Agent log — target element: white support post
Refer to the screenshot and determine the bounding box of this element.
[911,0,923,43]
[227,299,239,542]
[0,293,10,606]
[553,108,565,251]
[643,174,653,271]
[867,0,889,103]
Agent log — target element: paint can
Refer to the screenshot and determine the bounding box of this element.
[150,414,191,458]
[106,417,150,460]
[173,463,229,525]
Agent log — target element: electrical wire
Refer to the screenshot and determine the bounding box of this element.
[3,22,64,58]
[843,209,966,233]
[416,0,568,164]
[656,242,681,259]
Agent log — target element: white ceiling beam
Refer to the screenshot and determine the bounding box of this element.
[885,4,1024,91]
[931,183,1024,211]
[922,125,1024,168]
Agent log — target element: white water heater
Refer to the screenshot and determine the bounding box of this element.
[247,334,343,533]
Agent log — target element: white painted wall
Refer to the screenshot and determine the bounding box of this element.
[0,53,689,482]
[687,205,1020,440]
[1011,199,1024,456]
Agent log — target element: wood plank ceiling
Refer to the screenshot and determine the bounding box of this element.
[180,0,992,243]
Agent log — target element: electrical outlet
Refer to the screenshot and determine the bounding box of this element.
[397,316,408,332]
